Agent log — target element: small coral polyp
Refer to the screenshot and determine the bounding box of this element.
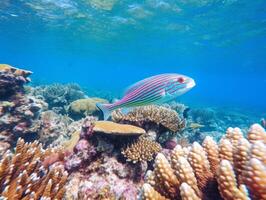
[140,124,266,200]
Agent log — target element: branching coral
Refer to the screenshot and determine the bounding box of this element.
[31,83,86,114]
[140,124,266,200]
[121,136,162,163]
[0,138,68,199]
[112,105,185,133]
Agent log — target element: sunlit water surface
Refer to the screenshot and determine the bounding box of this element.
[1,0,266,115]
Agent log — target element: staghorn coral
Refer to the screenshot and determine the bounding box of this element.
[0,138,68,199]
[68,97,108,119]
[121,136,162,163]
[112,105,185,133]
[140,124,266,200]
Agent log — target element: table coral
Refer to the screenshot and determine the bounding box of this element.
[0,138,68,199]
[112,105,185,133]
[122,136,162,163]
[140,124,266,200]
[93,121,146,136]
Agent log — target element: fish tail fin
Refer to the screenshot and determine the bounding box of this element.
[96,103,113,120]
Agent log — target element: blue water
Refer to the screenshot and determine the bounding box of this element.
[1,0,266,114]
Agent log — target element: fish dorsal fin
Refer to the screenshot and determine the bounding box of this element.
[124,76,155,95]
[124,74,170,95]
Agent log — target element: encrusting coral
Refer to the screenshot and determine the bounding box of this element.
[122,136,162,163]
[112,105,185,133]
[0,64,32,97]
[140,124,266,200]
[0,65,47,155]
[0,138,68,200]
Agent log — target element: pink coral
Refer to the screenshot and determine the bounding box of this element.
[65,139,97,171]
[65,155,145,199]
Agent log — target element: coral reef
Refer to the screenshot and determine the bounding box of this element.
[65,138,97,171]
[65,155,146,200]
[188,107,255,134]
[31,83,86,114]
[112,105,185,133]
[140,124,266,200]
[0,64,32,98]
[122,136,162,163]
[38,110,74,146]
[64,117,152,199]
[68,97,109,119]
[0,65,47,154]
[0,138,68,199]
[164,101,189,118]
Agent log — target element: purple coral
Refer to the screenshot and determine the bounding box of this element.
[80,116,96,139]
[65,139,97,171]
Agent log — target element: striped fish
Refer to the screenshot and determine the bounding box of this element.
[97,73,196,120]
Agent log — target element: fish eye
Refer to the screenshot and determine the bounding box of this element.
[177,77,185,83]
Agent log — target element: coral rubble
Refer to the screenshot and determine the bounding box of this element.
[112,105,185,133]
[0,138,68,199]
[140,124,266,200]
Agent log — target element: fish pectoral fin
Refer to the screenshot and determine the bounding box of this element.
[160,89,166,97]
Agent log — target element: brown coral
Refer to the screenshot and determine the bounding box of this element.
[141,124,266,200]
[0,138,68,199]
[121,136,162,163]
[68,97,108,119]
[0,64,31,97]
[112,105,185,133]
[93,121,146,136]
[0,65,47,153]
